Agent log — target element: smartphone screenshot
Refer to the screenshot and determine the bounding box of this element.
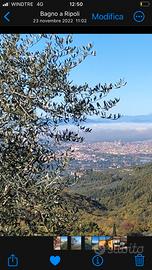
[0,1,152,269]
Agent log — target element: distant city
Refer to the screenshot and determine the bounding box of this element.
[66,140,152,174]
[40,115,152,175]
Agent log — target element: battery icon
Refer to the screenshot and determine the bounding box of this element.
[140,1,151,7]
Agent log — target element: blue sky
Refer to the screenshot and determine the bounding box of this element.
[67,34,152,116]
[29,34,152,117]
[92,236,99,243]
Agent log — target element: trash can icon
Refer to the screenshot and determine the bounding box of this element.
[135,254,144,267]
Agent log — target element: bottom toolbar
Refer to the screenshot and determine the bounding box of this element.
[0,236,151,269]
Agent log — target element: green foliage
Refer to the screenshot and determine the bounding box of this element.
[69,164,152,235]
[0,34,125,235]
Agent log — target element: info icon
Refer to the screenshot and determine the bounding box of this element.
[92,255,104,267]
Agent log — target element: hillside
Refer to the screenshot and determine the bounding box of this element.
[61,192,107,215]
[68,163,152,235]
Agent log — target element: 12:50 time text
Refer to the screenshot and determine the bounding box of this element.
[69,2,84,7]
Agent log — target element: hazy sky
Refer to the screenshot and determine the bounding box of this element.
[68,34,152,116]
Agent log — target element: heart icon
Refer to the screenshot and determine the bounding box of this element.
[50,255,61,266]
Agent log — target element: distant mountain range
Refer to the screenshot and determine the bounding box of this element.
[40,114,152,127]
[86,114,152,124]
[39,114,152,143]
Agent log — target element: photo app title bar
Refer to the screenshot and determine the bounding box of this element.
[0,0,152,29]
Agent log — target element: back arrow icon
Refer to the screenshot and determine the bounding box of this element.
[3,11,11,22]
